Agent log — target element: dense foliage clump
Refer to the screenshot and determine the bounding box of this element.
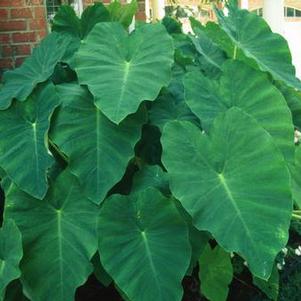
[1,0,301,300]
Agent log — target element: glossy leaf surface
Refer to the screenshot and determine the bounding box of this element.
[5,171,99,301]
[75,22,174,123]
[162,108,292,279]
[184,60,294,163]
[98,188,191,301]
[50,84,145,204]
[0,83,59,199]
[0,33,71,110]
[216,5,301,90]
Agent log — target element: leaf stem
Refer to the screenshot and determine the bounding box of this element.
[233,45,238,59]
[48,139,69,163]
[292,213,301,220]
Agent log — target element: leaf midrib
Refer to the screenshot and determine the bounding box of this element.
[141,231,162,299]
[217,173,254,246]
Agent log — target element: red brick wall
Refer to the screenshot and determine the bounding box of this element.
[0,0,47,76]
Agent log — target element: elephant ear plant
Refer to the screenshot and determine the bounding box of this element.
[1,1,301,301]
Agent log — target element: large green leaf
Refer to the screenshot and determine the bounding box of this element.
[199,244,233,301]
[215,5,301,90]
[0,33,72,110]
[75,22,174,123]
[98,188,191,301]
[0,220,23,301]
[161,108,292,279]
[50,84,145,204]
[0,82,59,199]
[52,3,110,39]
[184,60,294,163]
[4,171,99,301]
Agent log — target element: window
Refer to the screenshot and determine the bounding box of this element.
[284,6,301,18]
[46,0,83,21]
[252,6,301,18]
[46,0,62,20]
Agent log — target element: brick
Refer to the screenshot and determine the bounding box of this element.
[36,29,47,40]
[0,58,13,69]
[12,32,36,43]
[15,56,26,67]
[34,6,45,19]
[29,18,46,30]
[1,45,13,57]
[0,34,10,44]
[10,8,32,18]
[0,20,27,31]
[136,11,146,20]
[0,9,8,18]
[0,0,24,7]
[14,44,31,55]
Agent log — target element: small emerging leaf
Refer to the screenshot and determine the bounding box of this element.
[199,245,233,301]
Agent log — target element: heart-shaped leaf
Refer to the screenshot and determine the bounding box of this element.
[75,22,174,123]
[0,219,23,301]
[161,107,292,279]
[184,60,294,163]
[215,5,301,90]
[4,171,99,301]
[0,33,72,110]
[98,188,191,301]
[50,84,145,204]
[0,82,59,199]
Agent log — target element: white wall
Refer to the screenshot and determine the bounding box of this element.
[263,0,285,34]
[283,22,301,79]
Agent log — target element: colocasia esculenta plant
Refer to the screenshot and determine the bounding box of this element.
[1,0,301,300]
